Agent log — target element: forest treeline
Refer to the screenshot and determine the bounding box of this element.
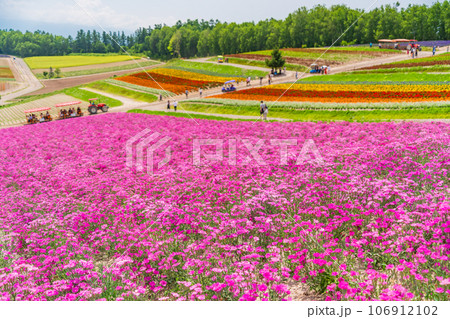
[1,2,449,59]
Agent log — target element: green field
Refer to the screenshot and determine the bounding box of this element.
[0,66,14,79]
[389,52,450,65]
[86,82,158,103]
[319,46,399,53]
[63,87,122,107]
[25,54,142,69]
[127,109,254,121]
[354,65,450,74]
[105,79,174,97]
[167,60,268,78]
[299,72,450,83]
[180,102,450,122]
[244,49,376,62]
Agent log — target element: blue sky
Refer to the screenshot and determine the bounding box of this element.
[0,0,436,36]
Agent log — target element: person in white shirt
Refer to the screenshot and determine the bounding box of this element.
[174,100,178,112]
[260,101,268,121]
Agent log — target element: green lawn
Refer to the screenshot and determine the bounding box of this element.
[167,60,268,78]
[320,46,399,53]
[389,52,450,65]
[64,87,122,107]
[127,109,254,121]
[25,54,142,69]
[180,102,450,122]
[35,60,159,79]
[299,72,450,83]
[214,57,308,72]
[105,79,174,97]
[354,65,450,74]
[85,82,157,103]
[244,49,370,62]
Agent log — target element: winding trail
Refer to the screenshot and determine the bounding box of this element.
[0,56,43,105]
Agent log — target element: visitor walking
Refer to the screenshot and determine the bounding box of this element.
[295,71,298,80]
[167,100,171,110]
[185,90,189,99]
[199,88,203,98]
[260,101,268,121]
[159,94,163,101]
[259,77,263,85]
[174,100,178,112]
[433,46,436,56]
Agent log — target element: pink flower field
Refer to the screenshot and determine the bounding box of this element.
[0,113,449,301]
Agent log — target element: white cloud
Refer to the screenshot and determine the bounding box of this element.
[0,0,176,31]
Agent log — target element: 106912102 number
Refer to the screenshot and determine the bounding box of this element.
[368,305,438,316]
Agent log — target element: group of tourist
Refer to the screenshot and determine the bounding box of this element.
[166,100,178,111]
[58,107,83,119]
[312,64,330,74]
[27,112,52,124]
[410,47,419,58]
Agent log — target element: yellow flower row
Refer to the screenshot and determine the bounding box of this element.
[151,68,240,83]
[271,83,450,92]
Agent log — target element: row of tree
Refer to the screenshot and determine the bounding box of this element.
[1,2,450,59]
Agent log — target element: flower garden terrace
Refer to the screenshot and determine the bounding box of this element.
[114,62,268,96]
[205,83,450,104]
[0,113,449,301]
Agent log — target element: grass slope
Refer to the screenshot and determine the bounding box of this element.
[244,50,365,62]
[25,54,142,69]
[300,72,450,83]
[212,57,308,72]
[166,60,268,78]
[127,109,254,121]
[63,87,123,107]
[389,52,450,65]
[86,82,157,103]
[180,102,450,122]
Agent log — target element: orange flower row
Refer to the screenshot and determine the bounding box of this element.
[208,88,450,103]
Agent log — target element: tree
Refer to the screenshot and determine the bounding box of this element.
[55,68,61,78]
[265,49,285,74]
[168,30,182,58]
[48,67,54,78]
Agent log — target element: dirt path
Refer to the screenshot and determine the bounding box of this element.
[0,56,43,105]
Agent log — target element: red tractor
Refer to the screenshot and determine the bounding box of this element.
[88,98,109,114]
